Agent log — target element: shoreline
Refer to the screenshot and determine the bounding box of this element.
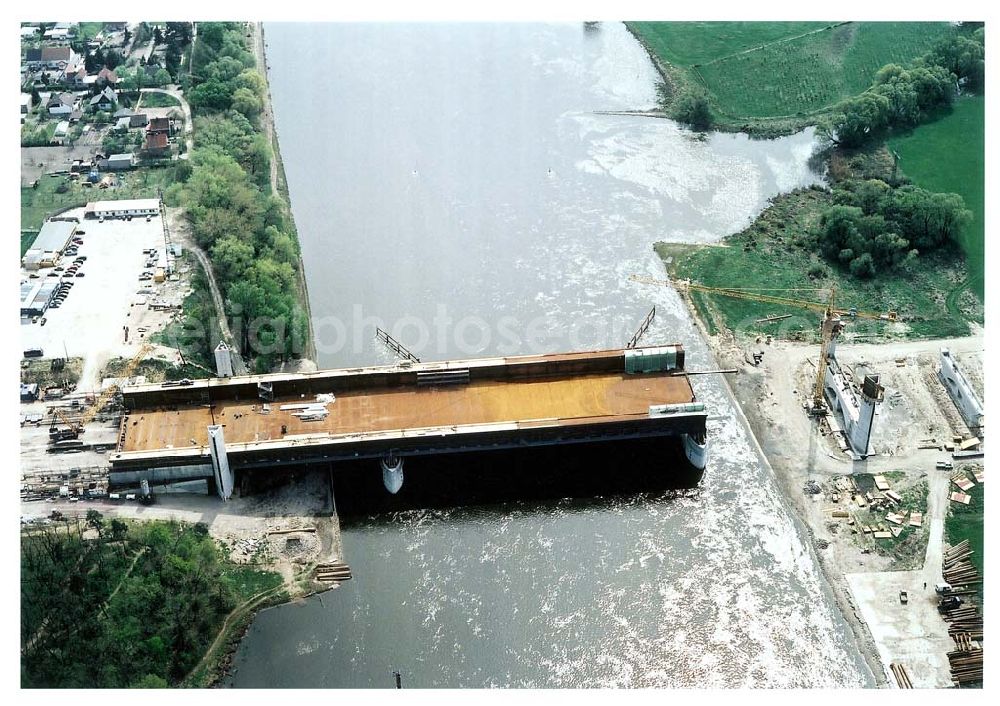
[679,282,888,685]
[252,21,318,367]
[623,22,822,140]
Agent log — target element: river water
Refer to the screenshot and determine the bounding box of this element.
[227,22,874,688]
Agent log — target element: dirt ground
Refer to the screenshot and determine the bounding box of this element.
[698,314,983,687]
[21,144,105,185]
[21,468,343,591]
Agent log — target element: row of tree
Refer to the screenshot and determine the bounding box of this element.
[825,27,985,147]
[815,178,971,278]
[170,22,309,371]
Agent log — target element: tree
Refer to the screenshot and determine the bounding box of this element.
[231,87,262,120]
[104,49,123,70]
[86,510,104,537]
[671,88,712,130]
[828,92,891,147]
[132,673,167,688]
[153,26,163,45]
[211,236,256,281]
[154,68,172,87]
[849,252,877,279]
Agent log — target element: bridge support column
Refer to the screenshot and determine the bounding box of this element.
[380,453,404,494]
[208,424,234,501]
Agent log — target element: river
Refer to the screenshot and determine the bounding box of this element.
[226,22,874,688]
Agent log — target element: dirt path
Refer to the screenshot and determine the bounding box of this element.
[251,22,280,196]
[183,582,285,684]
[187,238,247,375]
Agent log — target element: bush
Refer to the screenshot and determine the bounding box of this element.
[671,88,712,130]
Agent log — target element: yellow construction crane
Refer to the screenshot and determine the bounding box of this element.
[50,342,154,438]
[628,274,897,414]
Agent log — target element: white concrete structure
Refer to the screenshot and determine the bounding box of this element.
[208,425,234,501]
[214,341,234,378]
[85,198,160,219]
[939,348,984,434]
[820,318,883,457]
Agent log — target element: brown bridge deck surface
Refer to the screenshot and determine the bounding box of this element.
[121,372,695,453]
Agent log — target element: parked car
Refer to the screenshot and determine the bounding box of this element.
[75,273,85,277]
[53,266,64,271]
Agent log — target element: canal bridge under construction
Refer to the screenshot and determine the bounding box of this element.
[110,345,708,496]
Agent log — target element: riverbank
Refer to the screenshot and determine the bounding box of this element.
[627,21,957,139]
[252,21,317,366]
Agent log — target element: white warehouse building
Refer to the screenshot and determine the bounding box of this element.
[84,198,161,219]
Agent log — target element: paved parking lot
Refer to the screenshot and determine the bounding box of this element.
[21,207,169,391]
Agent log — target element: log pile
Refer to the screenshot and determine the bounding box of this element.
[942,540,981,586]
[941,607,983,642]
[889,662,913,688]
[941,539,983,686]
[315,561,352,583]
[947,648,983,686]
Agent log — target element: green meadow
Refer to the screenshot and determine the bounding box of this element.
[889,96,985,300]
[630,22,955,120]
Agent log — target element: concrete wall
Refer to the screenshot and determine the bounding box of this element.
[939,348,984,433]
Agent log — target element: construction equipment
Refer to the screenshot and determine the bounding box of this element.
[48,342,154,440]
[629,274,897,414]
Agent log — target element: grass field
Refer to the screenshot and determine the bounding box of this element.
[139,92,182,109]
[630,21,955,120]
[655,187,982,342]
[889,96,985,300]
[77,22,104,40]
[20,166,178,234]
[628,21,831,66]
[945,481,983,600]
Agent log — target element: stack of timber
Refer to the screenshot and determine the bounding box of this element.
[315,561,352,583]
[889,663,913,689]
[942,540,981,587]
[942,607,983,642]
[947,648,983,686]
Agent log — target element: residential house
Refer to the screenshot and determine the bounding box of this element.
[44,27,72,42]
[96,67,119,88]
[144,131,170,156]
[68,109,83,123]
[89,86,118,112]
[24,46,79,70]
[54,120,70,139]
[44,23,74,42]
[20,26,40,39]
[129,113,148,128]
[147,116,171,135]
[64,64,88,87]
[46,92,76,117]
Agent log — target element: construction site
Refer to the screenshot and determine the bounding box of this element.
[631,272,985,688]
[19,211,986,686]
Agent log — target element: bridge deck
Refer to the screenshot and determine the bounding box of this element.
[120,371,695,453]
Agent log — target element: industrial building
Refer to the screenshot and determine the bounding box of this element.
[84,198,160,219]
[20,280,60,317]
[102,153,136,171]
[21,219,77,268]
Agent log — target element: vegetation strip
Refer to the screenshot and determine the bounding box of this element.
[164,22,311,373]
